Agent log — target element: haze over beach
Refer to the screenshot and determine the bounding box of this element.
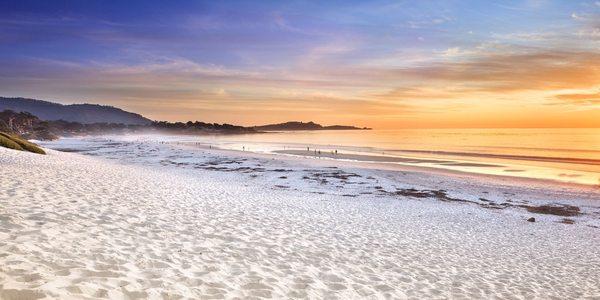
[1,1,600,299]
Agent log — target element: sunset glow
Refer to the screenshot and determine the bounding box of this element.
[1,1,599,128]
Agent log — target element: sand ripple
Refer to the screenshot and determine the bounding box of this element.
[1,148,599,299]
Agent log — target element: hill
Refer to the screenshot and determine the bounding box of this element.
[0,109,256,140]
[0,97,152,125]
[253,121,370,131]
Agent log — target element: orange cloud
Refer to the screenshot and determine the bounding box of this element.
[554,91,600,105]
[2,47,600,128]
[357,50,600,94]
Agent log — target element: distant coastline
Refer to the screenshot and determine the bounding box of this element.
[253,121,371,131]
[0,97,151,125]
[0,97,370,140]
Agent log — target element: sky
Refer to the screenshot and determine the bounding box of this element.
[0,0,599,128]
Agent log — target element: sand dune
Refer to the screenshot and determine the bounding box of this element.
[1,146,599,299]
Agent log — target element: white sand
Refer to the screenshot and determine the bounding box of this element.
[1,144,600,299]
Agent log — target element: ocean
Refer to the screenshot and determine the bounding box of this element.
[189,128,600,186]
[39,128,600,186]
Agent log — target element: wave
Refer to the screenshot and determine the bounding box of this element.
[467,145,600,153]
[384,149,600,166]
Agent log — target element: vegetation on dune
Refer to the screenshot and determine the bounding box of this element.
[0,133,24,151]
[0,132,45,154]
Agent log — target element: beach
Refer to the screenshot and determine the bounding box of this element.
[3,0,600,298]
[1,137,600,299]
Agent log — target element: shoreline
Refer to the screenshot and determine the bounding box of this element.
[37,131,600,186]
[41,136,600,213]
[269,149,600,186]
[187,142,600,193]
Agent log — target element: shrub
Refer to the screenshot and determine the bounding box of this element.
[0,132,45,154]
[0,134,24,151]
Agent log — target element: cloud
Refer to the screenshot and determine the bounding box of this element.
[375,87,466,101]
[553,90,600,105]
[313,49,600,95]
[574,14,600,40]
[422,51,600,92]
[299,41,357,65]
[406,15,453,29]
[4,46,599,117]
[440,47,478,59]
[0,55,389,118]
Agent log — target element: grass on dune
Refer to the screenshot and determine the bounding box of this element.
[0,132,45,154]
[0,134,24,151]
